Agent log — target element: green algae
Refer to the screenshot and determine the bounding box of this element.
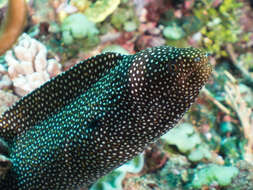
[191,164,239,189]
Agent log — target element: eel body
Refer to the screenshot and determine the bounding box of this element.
[0,46,212,189]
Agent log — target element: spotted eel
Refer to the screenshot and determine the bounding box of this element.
[0,46,212,189]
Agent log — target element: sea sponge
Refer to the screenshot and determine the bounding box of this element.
[5,33,62,96]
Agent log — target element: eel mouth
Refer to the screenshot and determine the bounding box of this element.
[177,56,212,88]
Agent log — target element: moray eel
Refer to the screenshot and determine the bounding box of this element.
[0,46,212,189]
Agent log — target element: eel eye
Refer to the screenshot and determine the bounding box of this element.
[170,64,177,71]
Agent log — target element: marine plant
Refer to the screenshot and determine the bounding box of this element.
[194,0,243,57]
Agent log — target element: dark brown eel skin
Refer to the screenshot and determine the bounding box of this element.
[0,46,212,189]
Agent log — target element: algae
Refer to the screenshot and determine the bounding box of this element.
[191,164,239,189]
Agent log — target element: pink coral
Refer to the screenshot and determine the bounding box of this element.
[5,33,62,96]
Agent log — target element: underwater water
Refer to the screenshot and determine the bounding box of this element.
[0,0,252,190]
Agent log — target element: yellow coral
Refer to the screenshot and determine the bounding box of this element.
[58,11,68,23]
[71,0,90,12]
[84,0,120,23]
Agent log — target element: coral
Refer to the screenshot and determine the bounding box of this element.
[111,6,138,31]
[224,71,253,162]
[220,137,241,162]
[0,0,26,55]
[101,45,130,55]
[229,160,253,189]
[5,33,62,96]
[0,0,8,9]
[70,0,90,12]
[194,0,243,57]
[0,90,19,115]
[84,0,120,23]
[90,154,144,190]
[61,13,99,45]
[0,64,11,89]
[191,164,239,189]
[188,144,212,162]
[163,22,185,40]
[140,154,191,190]
[162,123,202,153]
[57,1,78,22]
[162,123,215,163]
[135,35,165,51]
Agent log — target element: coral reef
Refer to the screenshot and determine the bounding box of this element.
[5,33,62,96]
[0,0,252,189]
[101,45,129,55]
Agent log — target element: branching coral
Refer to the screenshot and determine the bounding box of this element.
[5,33,62,96]
[224,71,253,163]
[0,0,26,55]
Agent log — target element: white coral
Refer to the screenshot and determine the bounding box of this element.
[0,64,12,89]
[5,33,62,96]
